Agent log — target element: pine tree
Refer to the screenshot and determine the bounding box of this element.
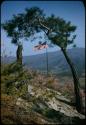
[2,7,44,65]
[2,13,25,65]
[39,15,83,113]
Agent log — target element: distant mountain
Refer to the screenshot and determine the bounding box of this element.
[2,48,85,76]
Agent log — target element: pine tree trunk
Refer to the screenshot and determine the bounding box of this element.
[61,48,83,113]
[16,44,23,65]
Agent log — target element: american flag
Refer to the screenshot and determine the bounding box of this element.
[33,42,48,51]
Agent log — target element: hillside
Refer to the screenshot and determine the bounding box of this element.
[1,63,85,124]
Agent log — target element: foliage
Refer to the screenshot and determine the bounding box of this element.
[2,7,45,45]
[24,7,45,35]
[2,7,77,49]
[2,13,25,45]
[1,63,26,96]
[39,15,77,49]
[1,62,22,75]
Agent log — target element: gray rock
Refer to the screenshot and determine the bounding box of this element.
[16,84,85,124]
[27,84,85,119]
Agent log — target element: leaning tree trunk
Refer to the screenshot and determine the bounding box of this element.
[16,44,23,66]
[61,48,83,113]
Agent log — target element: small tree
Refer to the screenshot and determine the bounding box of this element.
[2,7,44,66]
[2,13,25,65]
[39,15,83,113]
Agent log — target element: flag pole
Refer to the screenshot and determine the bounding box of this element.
[46,46,48,76]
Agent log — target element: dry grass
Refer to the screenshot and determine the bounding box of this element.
[1,94,17,124]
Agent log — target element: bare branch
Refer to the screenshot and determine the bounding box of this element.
[38,18,52,35]
[38,18,61,36]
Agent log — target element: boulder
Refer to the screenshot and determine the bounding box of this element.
[15,84,85,124]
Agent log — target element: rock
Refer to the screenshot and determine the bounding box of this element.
[28,84,35,96]
[16,98,57,124]
[15,84,85,124]
[27,84,85,119]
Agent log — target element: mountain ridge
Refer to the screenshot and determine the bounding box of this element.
[2,47,85,76]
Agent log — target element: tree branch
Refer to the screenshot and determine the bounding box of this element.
[38,18,52,35]
[38,18,61,36]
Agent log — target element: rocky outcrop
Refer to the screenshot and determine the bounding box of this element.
[16,84,85,124]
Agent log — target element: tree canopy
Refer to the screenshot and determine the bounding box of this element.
[2,7,45,45]
[38,14,77,49]
[2,7,77,49]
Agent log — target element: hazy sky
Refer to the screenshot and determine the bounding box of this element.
[1,1,85,56]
